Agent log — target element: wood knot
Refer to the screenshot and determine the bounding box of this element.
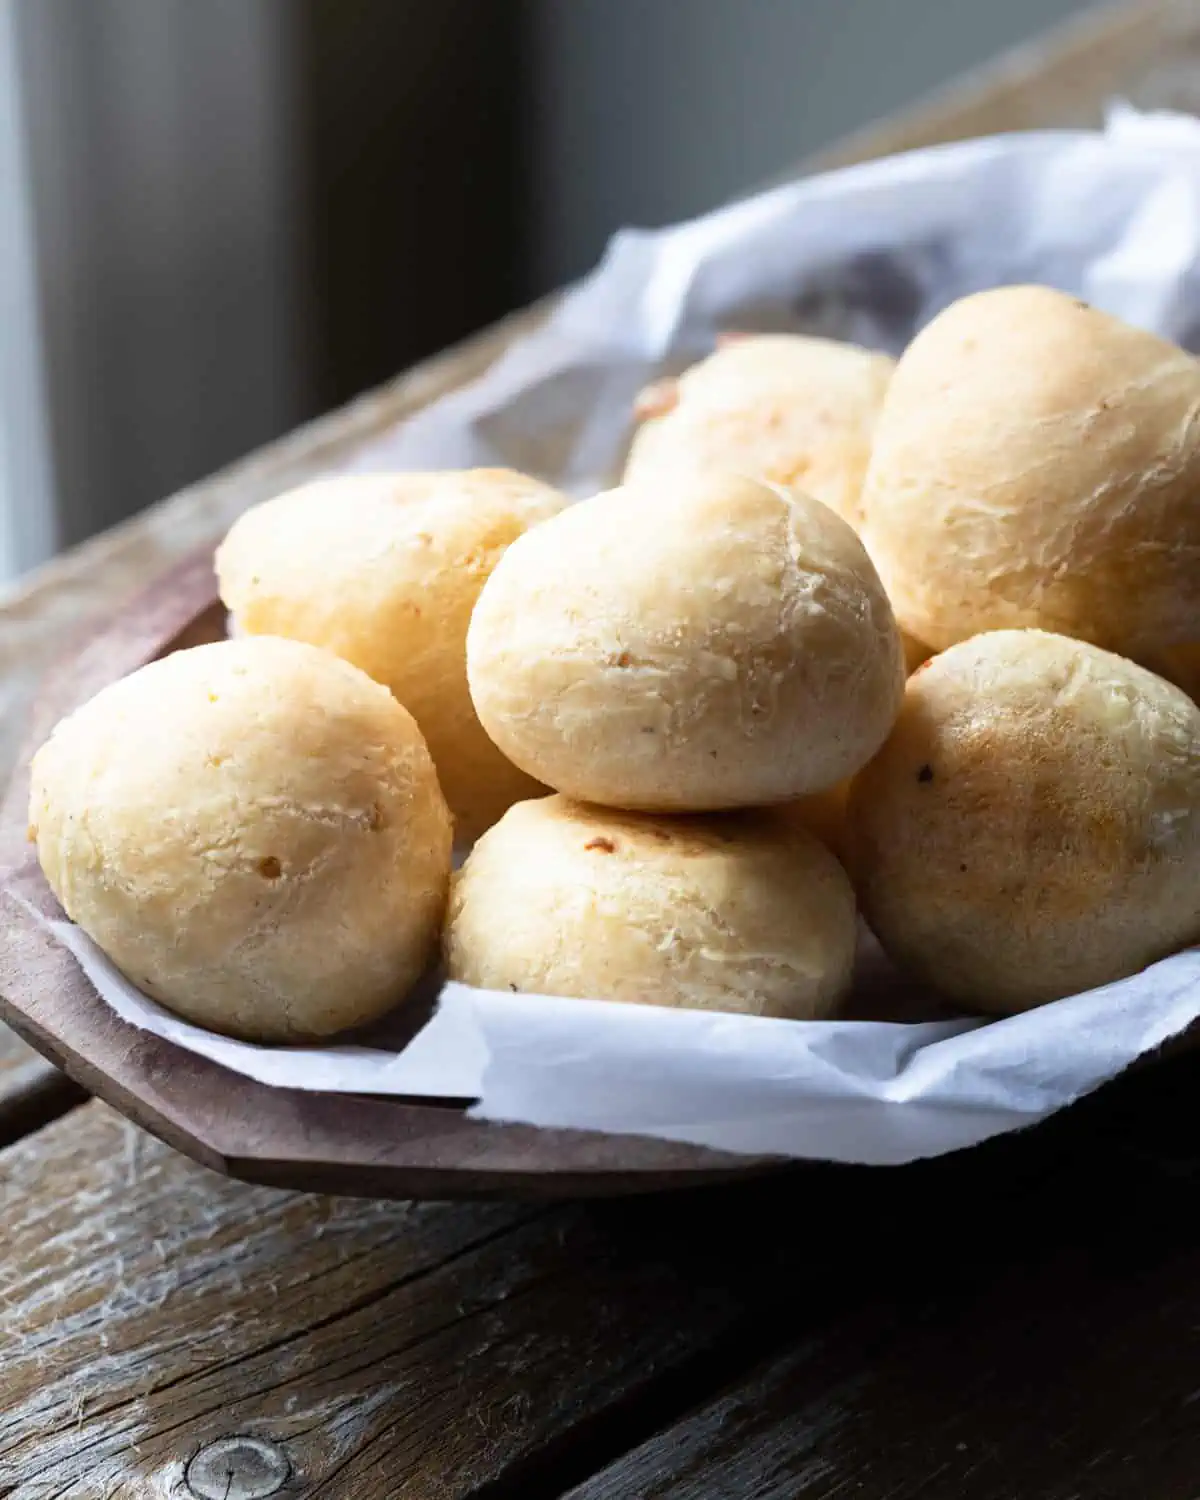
[585,837,616,853]
[184,1436,291,1498]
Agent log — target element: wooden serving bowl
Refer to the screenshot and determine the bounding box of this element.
[0,553,776,1200]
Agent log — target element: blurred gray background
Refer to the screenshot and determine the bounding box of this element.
[525,0,1093,289]
[0,0,1097,582]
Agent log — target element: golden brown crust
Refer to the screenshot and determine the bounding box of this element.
[215,469,568,841]
[778,780,851,864]
[625,334,895,528]
[860,286,1200,659]
[445,795,857,1019]
[467,472,906,811]
[846,629,1200,1012]
[30,637,453,1041]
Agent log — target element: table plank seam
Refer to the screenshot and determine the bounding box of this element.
[460,1307,836,1500]
[0,1061,87,1151]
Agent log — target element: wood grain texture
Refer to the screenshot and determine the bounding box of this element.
[0,1047,85,1150]
[0,1029,38,1088]
[0,1105,845,1498]
[566,1051,1200,1500]
[0,916,79,1146]
[0,1105,530,1498]
[2,1056,1196,1500]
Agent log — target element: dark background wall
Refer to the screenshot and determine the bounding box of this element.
[523,0,1094,292]
[7,0,1095,571]
[295,1,527,415]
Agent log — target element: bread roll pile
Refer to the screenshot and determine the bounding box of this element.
[29,287,1200,1043]
[216,470,567,840]
[453,466,903,1018]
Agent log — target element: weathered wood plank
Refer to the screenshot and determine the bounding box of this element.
[0,1101,803,1498]
[0,997,83,1148]
[2,1056,1195,1499]
[0,1044,84,1149]
[0,1029,36,1082]
[0,914,79,1143]
[0,1105,534,1497]
[566,1052,1200,1500]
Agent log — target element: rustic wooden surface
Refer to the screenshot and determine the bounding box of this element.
[0,1028,38,1092]
[3,1,1200,1494]
[0,1030,84,1149]
[564,1055,1200,1500]
[1,1054,1195,1498]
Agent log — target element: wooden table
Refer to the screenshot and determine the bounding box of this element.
[3,4,1200,1494]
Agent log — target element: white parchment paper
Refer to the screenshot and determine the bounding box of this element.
[37,105,1200,1164]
